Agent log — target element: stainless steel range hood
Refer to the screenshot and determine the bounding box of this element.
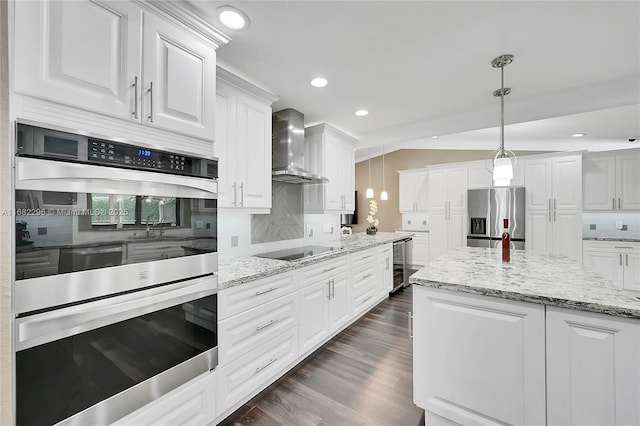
[272,109,328,184]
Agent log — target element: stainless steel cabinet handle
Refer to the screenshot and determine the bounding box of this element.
[132,76,138,119]
[626,254,629,266]
[620,253,623,266]
[323,266,336,273]
[613,198,616,210]
[331,279,335,299]
[256,319,279,332]
[240,183,244,207]
[615,246,633,249]
[255,287,277,296]
[386,257,389,270]
[618,198,621,210]
[232,182,237,207]
[327,281,331,299]
[255,358,277,373]
[147,82,154,123]
[362,273,374,279]
[408,312,414,341]
[548,199,552,222]
[361,254,372,260]
[364,295,372,302]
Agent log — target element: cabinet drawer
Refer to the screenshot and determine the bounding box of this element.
[352,284,378,315]
[301,256,348,286]
[583,240,639,252]
[351,247,378,268]
[15,249,60,279]
[219,271,297,320]
[218,293,298,366]
[378,243,393,257]
[217,326,298,414]
[351,263,378,297]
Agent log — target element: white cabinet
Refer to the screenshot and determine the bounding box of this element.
[428,209,465,263]
[298,257,350,355]
[427,165,468,211]
[15,249,60,280]
[583,150,640,211]
[351,248,380,316]
[409,233,429,267]
[14,0,220,140]
[525,155,582,262]
[546,307,640,426]
[215,70,277,212]
[378,244,394,296]
[583,240,640,292]
[304,124,357,213]
[398,169,429,212]
[112,371,216,426]
[413,286,546,426]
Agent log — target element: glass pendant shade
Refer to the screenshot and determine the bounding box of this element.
[493,157,513,186]
[366,187,374,198]
[380,190,388,200]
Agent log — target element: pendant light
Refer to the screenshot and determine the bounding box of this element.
[366,148,374,199]
[380,146,388,201]
[491,54,516,187]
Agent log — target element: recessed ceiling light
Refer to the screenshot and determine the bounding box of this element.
[355,110,369,117]
[216,6,250,30]
[310,77,328,88]
[431,136,439,139]
[572,133,586,137]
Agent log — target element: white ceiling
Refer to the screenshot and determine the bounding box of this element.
[184,1,640,158]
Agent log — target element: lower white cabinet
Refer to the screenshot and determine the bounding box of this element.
[216,327,299,416]
[413,286,546,426]
[546,307,640,425]
[583,240,640,292]
[409,233,429,267]
[378,244,394,296]
[112,371,217,426]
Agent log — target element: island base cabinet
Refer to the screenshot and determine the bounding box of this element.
[413,286,546,426]
[546,307,640,426]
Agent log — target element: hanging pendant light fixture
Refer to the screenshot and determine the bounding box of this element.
[366,147,374,199]
[380,146,388,201]
[491,54,516,187]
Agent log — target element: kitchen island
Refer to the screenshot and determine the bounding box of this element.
[410,247,640,426]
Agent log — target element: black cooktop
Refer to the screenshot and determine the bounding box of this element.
[255,245,336,261]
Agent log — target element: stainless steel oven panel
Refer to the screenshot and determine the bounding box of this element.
[57,351,217,426]
[15,252,217,315]
[15,157,218,199]
[16,274,218,351]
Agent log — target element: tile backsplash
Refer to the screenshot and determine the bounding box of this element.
[582,212,640,239]
[401,213,429,231]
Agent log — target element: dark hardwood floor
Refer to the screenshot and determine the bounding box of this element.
[219,285,425,426]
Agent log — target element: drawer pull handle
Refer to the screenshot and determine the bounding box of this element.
[408,312,414,341]
[255,358,277,373]
[323,267,336,273]
[614,246,633,249]
[361,255,372,259]
[256,319,279,332]
[362,273,373,279]
[255,287,277,296]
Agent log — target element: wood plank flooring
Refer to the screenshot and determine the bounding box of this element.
[219,285,425,426]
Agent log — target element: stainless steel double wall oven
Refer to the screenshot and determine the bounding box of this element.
[13,122,219,425]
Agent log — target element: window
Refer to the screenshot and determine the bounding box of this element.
[90,195,179,227]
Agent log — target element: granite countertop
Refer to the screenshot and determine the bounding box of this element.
[410,247,640,319]
[396,229,429,233]
[218,231,409,289]
[583,237,640,243]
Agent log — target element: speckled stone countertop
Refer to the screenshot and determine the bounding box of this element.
[583,237,640,243]
[410,247,640,319]
[396,229,429,233]
[218,232,411,289]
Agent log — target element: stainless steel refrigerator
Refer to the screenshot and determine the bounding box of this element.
[467,187,525,249]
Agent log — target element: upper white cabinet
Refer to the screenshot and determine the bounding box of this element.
[304,124,357,213]
[14,0,224,141]
[583,149,640,211]
[427,165,468,211]
[398,169,429,212]
[215,69,278,212]
[524,155,583,262]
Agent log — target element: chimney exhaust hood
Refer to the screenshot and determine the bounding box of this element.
[272,109,328,184]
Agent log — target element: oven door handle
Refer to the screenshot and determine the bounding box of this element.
[15,275,217,351]
[15,157,218,199]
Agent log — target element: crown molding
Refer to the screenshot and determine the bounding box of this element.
[216,66,279,104]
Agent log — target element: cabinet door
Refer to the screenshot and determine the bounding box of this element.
[411,234,429,267]
[338,143,355,212]
[236,92,272,209]
[524,159,552,210]
[214,82,237,208]
[415,171,430,211]
[447,167,469,210]
[546,307,640,426]
[428,168,448,210]
[328,272,351,332]
[14,0,141,119]
[298,281,330,355]
[143,13,216,139]
[399,173,417,212]
[428,211,447,262]
[616,153,640,211]
[379,246,394,295]
[583,250,624,289]
[552,210,582,263]
[448,210,466,250]
[623,251,640,292]
[583,155,616,211]
[526,210,552,254]
[552,156,582,210]
[323,134,342,210]
[467,161,493,189]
